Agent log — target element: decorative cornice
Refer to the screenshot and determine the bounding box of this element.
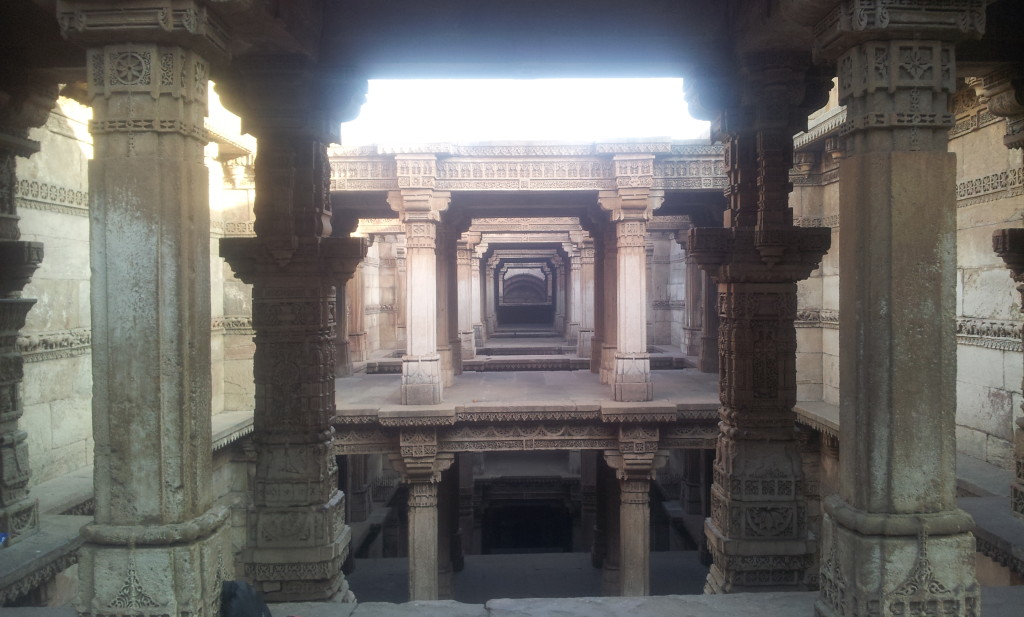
[16,328,91,362]
[794,106,847,150]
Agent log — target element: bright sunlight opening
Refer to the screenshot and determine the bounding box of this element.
[340,78,710,146]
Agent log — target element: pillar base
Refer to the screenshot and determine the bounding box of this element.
[704,517,816,594]
[577,329,594,358]
[348,332,367,363]
[78,511,231,617]
[401,355,443,405]
[335,339,352,377]
[612,353,652,402]
[243,520,352,602]
[816,507,978,617]
[459,329,475,360]
[566,322,580,346]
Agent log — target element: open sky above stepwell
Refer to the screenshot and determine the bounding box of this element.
[340,78,711,145]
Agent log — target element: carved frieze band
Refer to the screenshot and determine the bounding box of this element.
[331,153,727,192]
[16,327,91,362]
[14,180,89,217]
[794,215,840,229]
[956,318,1023,352]
[794,311,1023,351]
[956,166,1024,208]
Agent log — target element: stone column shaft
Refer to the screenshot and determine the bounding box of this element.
[566,245,582,345]
[470,249,484,343]
[388,188,450,404]
[391,437,453,602]
[217,54,366,602]
[813,10,984,615]
[600,179,663,402]
[348,263,367,362]
[435,224,454,386]
[578,240,596,358]
[57,11,235,613]
[689,54,830,594]
[599,223,618,384]
[457,241,476,359]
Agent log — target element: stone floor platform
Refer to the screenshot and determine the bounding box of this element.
[335,369,721,409]
[278,586,1024,617]
[6,587,1024,617]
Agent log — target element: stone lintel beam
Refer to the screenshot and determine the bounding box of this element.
[993,228,1024,520]
[968,64,1024,149]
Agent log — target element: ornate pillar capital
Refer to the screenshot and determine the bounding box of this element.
[387,189,451,224]
[813,0,986,62]
[216,55,365,143]
[56,0,230,61]
[967,65,1024,149]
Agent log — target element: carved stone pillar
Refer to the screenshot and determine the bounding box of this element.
[599,176,663,402]
[598,457,620,596]
[457,237,477,360]
[553,254,567,333]
[698,271,720,373]
[486,256,499,335]
[993,228,1024,520]
[565,242,582,345]
[58,4,233,613]
[812,5,985,615]
[390,430,454,602]
[471,244,484,344]
[335,282,352,377]
[218,55,366,602]
[590,219,606,374]
[604,427,664,596]
[681,449,704,516]
[348,262,367,362]
[580,450,598,555]
[387,187,450,404]
[577,238,596,358]
[0,72,54,548]
[689,55,831,593]
[598,223,617,384]
[435,222,455,386]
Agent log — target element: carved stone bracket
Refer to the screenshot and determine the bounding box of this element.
[970,66,1024,149]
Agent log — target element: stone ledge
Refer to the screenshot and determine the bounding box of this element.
[261,587,1024,617]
